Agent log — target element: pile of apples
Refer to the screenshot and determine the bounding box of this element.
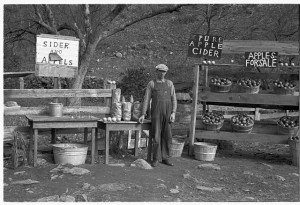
[231,114,254,127]
[103,116,121,122]
[210,77,232,86]
[237,78,261,88]
[273,79,296,89]
[202,112,224,125]
[289,135,299,141]
[277,116,298,128]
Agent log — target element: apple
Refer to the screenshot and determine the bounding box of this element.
[273,79,295,89]
[210,77,232,86]
[231,114,254,127]
[202,112,224,125]
[237,78,261,88]
[278,116,298,128]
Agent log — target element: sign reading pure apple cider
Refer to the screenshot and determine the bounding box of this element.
[187,34,223,60]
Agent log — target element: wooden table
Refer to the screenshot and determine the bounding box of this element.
[97,120,152,164]
[26,115,99,167]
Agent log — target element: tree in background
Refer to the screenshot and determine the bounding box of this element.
[4,4,186,105]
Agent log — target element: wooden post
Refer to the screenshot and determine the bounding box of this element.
[53,77,59,103]
[188,64,200,155]
[19,77,24,89]
[298,5,300,195]
[254,108,260,121]
[203,65,209,114]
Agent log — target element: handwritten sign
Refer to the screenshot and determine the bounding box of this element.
[35,34,79,78]
[245,52,278,68]
[187,34,223,60]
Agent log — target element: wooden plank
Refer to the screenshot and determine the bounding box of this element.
[222,40,299,56]
[4,89,114,98]
[4,106,111,116]
[26,115,99,122]
[195,130,289,144]
[32,122,97,129]
[198,91,299,107]
[3,72,35,79]
[189,65,200,155]
[35,63,78,78]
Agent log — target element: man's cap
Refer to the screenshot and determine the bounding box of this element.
[155,64,168,72]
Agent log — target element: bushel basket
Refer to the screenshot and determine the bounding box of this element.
[169,137,185,157]
[194,142,217,161]
[202,121,224,131]
[210,82,232,93]
[231,122,254,133]
[273,86,295,95]
[237,84,260,94]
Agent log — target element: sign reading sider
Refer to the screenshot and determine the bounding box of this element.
[245,52,278,68]
[188,34,223,60]
[35,34,79,78]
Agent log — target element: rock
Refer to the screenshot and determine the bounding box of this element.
[82,182,91,190]
[243,171,253,175]
[50,175,59,180]
[97,183,126,192]
[174,198,181,202]
[274,175,285,181]
[50,165,64,173]
[59,194,76,202]
[76,194,88,202]
[11,179,40,185]
[183,173,191,179]
[156,184,167,189]
[260,162,273,169]
[62,167,90,175]
[196,186,223,192]
[170,189,180,194]
[37,195,60,202]
[27,190,34,194]
[108,163,126,167]
[197,163,221,171]
[37,158,48,166]
[244,197,255,201]
[90,186,96,191]
[14,171,25,175]
[290,173,299,177]
[129,183,143,190]
[4,183,8,186]
[130,159,153,170]
[115,52,123,58]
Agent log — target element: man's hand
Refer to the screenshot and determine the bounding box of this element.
[170,112,176,123]
[139,115,145,124]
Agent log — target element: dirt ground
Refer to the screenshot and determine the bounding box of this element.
[3,135,300,202]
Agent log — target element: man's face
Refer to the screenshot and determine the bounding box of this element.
[156,70,167,79]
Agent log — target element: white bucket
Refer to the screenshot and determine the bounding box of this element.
[53,143,88,165]
[194,142,217,161]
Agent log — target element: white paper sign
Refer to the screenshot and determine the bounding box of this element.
[36,34,79,67]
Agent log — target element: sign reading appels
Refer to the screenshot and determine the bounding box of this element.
[187,34,223,60]
[35,34,79,78]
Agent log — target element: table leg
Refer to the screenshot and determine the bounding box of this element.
[28,125,33,165]
[135,130,140,157]
[84,128,88,144]
[105,129,109,164]
[51,128,56,144]
[95,128,98,161]
[33,129,38,167]
[147,128,152,162]
[91,128,95,164]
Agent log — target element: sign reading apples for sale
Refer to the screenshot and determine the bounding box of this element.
[245,52,278,68]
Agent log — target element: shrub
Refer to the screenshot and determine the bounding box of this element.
[118,68,151,102]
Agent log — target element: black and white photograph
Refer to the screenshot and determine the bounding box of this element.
[2,1,300,202]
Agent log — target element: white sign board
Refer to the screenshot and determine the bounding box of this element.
[36,34,79,67]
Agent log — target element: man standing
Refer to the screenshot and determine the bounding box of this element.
[139,64,177,167]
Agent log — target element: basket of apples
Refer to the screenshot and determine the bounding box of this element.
[237,78,261,94]
[201,112,224,131]
[273,79,296,95]
[231,114,254,133]
[209,77,232,93]
[277,116,298,135]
